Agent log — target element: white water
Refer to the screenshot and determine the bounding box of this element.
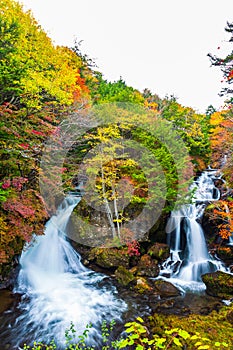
[161,170,226,291]
[11,194,126,348]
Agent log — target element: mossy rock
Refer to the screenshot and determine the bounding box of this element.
[148,243,170,262]
[115,266,135,286]
[154,279,181,298]
[137,254,160,277]
[134,277,153,294]
[202,271,233,299]
[88,247,129,269]
[148,306,233,348]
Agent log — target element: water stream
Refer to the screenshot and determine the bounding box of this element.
[160,170,227,291]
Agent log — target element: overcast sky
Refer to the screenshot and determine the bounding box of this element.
[20,0,232,113]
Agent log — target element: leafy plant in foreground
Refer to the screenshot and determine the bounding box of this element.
[23,317,229,350]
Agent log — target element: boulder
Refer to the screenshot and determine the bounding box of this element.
[154,280,181,298]
[88,247,129,269]
[135,277,153,294]
[148,243,170,262]
[137,254,160,277]
[202,271,233,299]
[115,266,135,286]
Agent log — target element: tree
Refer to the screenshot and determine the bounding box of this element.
[60,103,192,247]
[0,0,89,108]
[208,22,233,105]
[90,76,145,105]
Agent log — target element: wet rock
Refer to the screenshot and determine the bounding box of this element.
[154,299,176,310]
[0,264,20,290]
[135,277,153,294]
[115,266,135,286]
[137,254,160,277]
[202,271,233,299]
[148,243,170,262]
[0,290,14,313]
[88,247,129,269]
[154,280,181,298]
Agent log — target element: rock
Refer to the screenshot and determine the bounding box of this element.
[202,271,233,299]
[88,247,129,269]
[154,280,181,298]
[137,254,160,277]
[0,289,15,313]
[148,243,170,262]
[154,299,176,310]
[0,263,20,290]
[115,266,135,286]
[135,277,153,294]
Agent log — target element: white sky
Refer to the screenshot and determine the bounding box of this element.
[20,0,233,113]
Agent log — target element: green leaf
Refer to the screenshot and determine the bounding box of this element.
[125,326,135,333]
[141,338,149,343]
[173,338,182,346]
[195,342,202,346]
[138,327,147,334]
[136,317,144,323]
[190,335,199,340]
[131,334,140,339]
[222,342,229,347]
[155,338,166,346]
[165,328,178,335]
[118,339,129,349]
[178,329,190,340]
[197,346,210,350]
[135,345,144,350]
[124,322,132,327]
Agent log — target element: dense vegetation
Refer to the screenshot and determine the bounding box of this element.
[0,1,233,348]
[22,307,233,349]
[0,0,232,270]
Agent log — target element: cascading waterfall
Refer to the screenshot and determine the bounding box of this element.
[161,170,226,291]
[2,192,126,349]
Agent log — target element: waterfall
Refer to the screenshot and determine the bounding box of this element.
[4,190,126,349]
[161,170,226,291]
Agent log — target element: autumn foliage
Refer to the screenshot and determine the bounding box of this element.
[0,1,233,272]
[0,1,92,267]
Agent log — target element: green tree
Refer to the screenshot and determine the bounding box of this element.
[0,0,88,108]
